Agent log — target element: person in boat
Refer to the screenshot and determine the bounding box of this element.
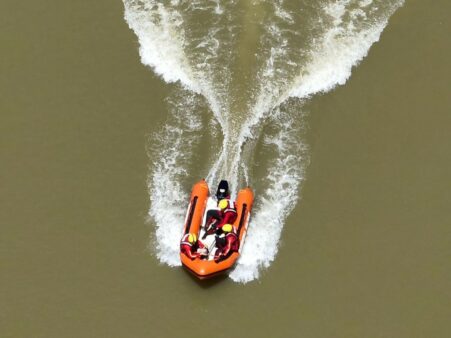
[216,180,230,201]
[180,233,208,260]
[214,224,239,262]
[203,198,237,238]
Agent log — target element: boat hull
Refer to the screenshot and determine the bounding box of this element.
[180,180,254,279]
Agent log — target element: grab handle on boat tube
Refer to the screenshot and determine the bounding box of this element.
[237,203,247,235]
[184,196,198,235]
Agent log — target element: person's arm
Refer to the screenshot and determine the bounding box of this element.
[196,241,208,258]
[214,249,223,262]
[215,236,233,263]
[182,245,199,260]
[222,236,234,256]
[216,212,234,230]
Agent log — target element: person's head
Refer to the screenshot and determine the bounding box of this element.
[216,180,230,200]
[187,233,197,244]
[218,199,228,210]
[222,224,233,233]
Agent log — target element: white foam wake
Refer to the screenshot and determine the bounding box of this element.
[123,0,404,282]
[229,105,308,282]
[290,0,399,98]
[124,1,195,89]
[228,0,405,282]
[147,90,203,266]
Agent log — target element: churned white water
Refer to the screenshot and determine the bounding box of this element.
[123,0,404,283]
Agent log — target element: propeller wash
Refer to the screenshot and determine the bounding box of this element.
[123,0,404,283]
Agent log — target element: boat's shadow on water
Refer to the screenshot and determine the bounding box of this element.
[182,269,229,289]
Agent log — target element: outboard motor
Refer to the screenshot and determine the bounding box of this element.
[216,180,230,200]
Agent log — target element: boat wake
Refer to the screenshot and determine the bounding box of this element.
[123,0,404,282]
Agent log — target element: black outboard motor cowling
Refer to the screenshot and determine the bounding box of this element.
[216,180,230,200]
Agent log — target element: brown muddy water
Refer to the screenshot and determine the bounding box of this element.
[1,0,450,337]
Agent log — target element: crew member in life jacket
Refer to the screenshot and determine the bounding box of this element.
[203,198,237,238]
[214,224,239,262]
[180,233,208,260]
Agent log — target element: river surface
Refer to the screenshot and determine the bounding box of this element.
[1,0,450,337]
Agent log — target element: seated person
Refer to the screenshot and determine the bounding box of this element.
[214,224,239,262]
[180,233,208,260]
[216,180,230,200]
[203,199,237,238]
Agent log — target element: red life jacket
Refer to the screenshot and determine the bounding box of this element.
[225,232,239,253]
[215,231,239,261]
[180,234,193,247]
[180,234,205,260]
[217,199,237,228]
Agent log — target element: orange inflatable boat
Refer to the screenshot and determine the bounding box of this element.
[180,179,254,279]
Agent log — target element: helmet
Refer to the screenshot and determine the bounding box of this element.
[218,199,228,210]
[187,233,197,244]
[216,180,230,200]
[222,224,233,233]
